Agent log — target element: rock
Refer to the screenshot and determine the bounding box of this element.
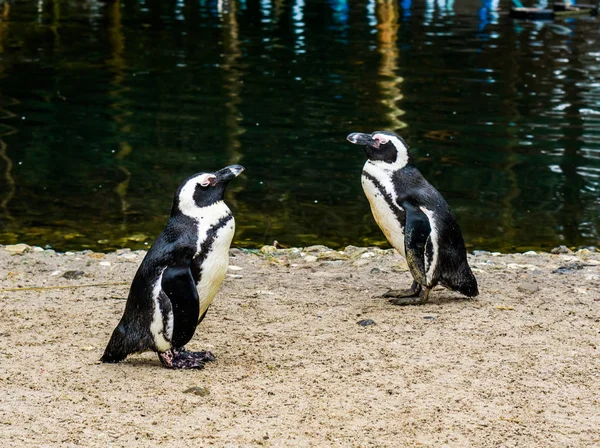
[304,245,330,253]
[227,274,243,279]
[99,261,111,267]
[353,259,371,267]
[43,249,56,256]
[31,246,44,252]
[491,252,501,257]
[551,245,573,254]
[360,252,376,259]
[260,245,277,254]
[62,270,84,280]
[4,244,30,255]
[357,319,375,327]
[183,386,210,397]
[473,250,491,256]
[115,248,131,255]
[229,248,244,257]
[517,282,540,294]
[523,251,537,256]
[552,262,584,274]
[575,249,592,259]
[320,260,344,268]
[304,255,318,263]
[317,251,348,261]
[423,315,436,321]
[347,247,369,259]
[228,265,243,271]
[370,267,382,274]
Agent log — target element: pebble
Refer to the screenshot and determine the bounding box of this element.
[31,246,44,252]
[304,255,318,263]
[99,261,111,267]
[320,260,344,268]
[370,267,382,274]
[517,282,540,294]
[260,245,277,254]
[552,262,584,274]
[353,259,371,267]
[4,244,30,255]
[304,245,330,253]
[228,265,243,271]
[575,249,592,259]
[183,386,210,397]
[227,274,243,279]
[473,250,491,256]
[523,251,537,256]
[360,252,376,259]
[62,270,84,280]
[551,245,573,254]
[357,319,375,327]
[423,315,436,321]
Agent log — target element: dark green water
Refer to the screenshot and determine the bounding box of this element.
[0,0,599,252]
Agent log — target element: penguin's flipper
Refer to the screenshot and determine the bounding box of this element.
[161,265,200,348]
[401,201,432,287]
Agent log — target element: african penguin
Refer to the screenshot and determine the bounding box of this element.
[347,131,478,305]
[101,165,244,368]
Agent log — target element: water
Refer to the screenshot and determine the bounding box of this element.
[0,0,599,253]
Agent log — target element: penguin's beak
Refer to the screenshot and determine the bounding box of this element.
[215,164,245,184]
[346,133,373,146]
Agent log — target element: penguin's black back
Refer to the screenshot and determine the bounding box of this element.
[393,165,478,296]
[101,214,200,363]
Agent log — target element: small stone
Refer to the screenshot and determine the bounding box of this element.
[491,252,501,257]
[62,270,84,280]
[31,246,44,252]
[551,245,573,254]
[260,245,276,254]
[43,249,56,256]
[227,274,243,279]
[119,253,138,260]
[575,248,592,259]
[517,282,540,294]
[229,248,244,257]
[99,261,111,267]
[317,251,348,261]
[370,267,382,274]
[304,255,318,263]
[320,260,344,267]
[552,262,584,274]
[523,251,537,256]
[228,265,243,271]
[4,244,30,255]
[423,315,436,321]
[360,252,376,259]
[183,386,210,397]
[473,250,491,256]
[304,245,330,253]
[357,319,375,327]
[50,270,61,277]
[353,259,371,267]
[345,247,369,259]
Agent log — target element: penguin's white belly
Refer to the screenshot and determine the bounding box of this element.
[362,176,406,259]
[195,218,235,319]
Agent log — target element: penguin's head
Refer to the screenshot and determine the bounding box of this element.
[174,164,245,215]
[346,131,409,167]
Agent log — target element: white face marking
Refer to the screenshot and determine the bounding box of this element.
[371,133,409,170]
[150,267,172,352]
[198,174,216,187]
[420,207,439,285]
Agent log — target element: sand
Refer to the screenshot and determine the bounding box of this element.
[0,244,599,447]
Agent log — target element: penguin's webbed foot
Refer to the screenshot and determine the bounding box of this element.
[158,347,216,369]
[389,285,430,306]
[382,281,421,298]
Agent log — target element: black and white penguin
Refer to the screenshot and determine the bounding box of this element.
[101,165,244,368]
[347,131,478,305]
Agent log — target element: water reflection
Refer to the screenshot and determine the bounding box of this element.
[0,0,598,252]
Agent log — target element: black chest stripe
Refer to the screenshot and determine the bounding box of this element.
[190,214,233,283]
[363,172,406,225]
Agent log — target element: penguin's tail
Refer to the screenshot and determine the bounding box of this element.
[100,321,134,363]
[453,265,479,297]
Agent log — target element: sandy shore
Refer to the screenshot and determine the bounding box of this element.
[0,243,599,447]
